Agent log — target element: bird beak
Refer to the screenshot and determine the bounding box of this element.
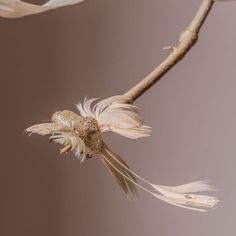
[60,144,72,155]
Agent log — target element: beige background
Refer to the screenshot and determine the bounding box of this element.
[1,1,236,236]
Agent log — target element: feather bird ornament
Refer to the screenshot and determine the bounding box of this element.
[0,0,85,18]
[26,95,219,211]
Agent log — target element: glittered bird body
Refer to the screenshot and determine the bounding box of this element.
[52,110,103,157]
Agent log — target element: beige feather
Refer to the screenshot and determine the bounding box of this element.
[100,144,137,195]
[76,95,151,139]
[0,0,85,18]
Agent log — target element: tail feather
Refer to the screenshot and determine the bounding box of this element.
[100,144,137,195]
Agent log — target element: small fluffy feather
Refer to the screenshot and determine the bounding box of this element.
[0,0,85,18]
[76,95,151,139]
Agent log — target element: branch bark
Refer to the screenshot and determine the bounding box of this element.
[123,0,214,102]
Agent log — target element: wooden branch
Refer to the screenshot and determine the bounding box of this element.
[123,0,214,102]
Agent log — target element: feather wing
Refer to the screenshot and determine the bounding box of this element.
[76,95,151,139]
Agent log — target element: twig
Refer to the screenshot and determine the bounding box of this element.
[123,0,214,102]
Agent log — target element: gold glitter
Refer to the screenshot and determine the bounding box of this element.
[52,110,103,157]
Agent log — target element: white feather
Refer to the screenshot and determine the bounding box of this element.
[44,0,85,7]
[76,97,98,117]
[155,180,216,193]
[151,183,219,211]
[105,149,219,211]
[109,127,150,139]
[0,0,85,18]
[25,123,71,136]
[26,122,87,161]
[76,95,151,139]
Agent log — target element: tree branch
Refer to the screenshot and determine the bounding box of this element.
[123,0,214,102]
